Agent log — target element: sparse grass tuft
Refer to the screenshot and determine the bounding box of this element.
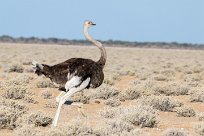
[153,82,189,96]
[90,84,119,100]
[138,95,183,112]
[15,125,38,136]
[153,74,169,81]
[160,69,176,77]
[36,77,55,88]
[7,63,24,73]
[22,111,52,127]
[176,106,196,117]
[190,89,204,103]
[41,89,52,99]
[44,100,57,108]
[120,86,142,100]
[2,86,29,100]
[1,75,33,100]
[100,107,119,118]
[163,128,188,136]
[121,105,158,128]
[198,112,204,121]
[0,98,28,129]
[194,122,204,136]
[71,91,90,104]
[23,95,38,104]
[104,98,121,107]
[101,120,134,135]
[192,67,203,73]
[46,121,99,136]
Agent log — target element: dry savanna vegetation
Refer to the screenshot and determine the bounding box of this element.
[0,43,204,136]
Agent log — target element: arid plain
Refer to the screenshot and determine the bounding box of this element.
[0,43,204,136]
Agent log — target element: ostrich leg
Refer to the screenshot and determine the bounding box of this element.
[52,77,90,127]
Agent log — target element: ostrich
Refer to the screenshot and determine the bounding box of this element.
[32,20,106,127]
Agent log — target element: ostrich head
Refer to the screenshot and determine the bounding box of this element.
[84,20,96,28]
[32,60,51,76]
[32,60,44,76]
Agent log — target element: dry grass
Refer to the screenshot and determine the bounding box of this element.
[35,76,55,88]
[45,121,99,136]
[137,95,183,112]
[7,63,24,73]
[1,75,34,100]
[120,86,142,100]
[23,95,38,104]
[41,89,53,99]
[100,107,119,118]
[163,128,188,136]
[190,89,204,103]
[198,112,204,121]
[71,91,90,104]
[175,106,196,117]
[104,97,121,107]
[20,111,52,127]
[101,120,135,135]
[194,122,204,136]
[153,82,189,96]
[15,125,38,136]
[44,100,58,108]
[0,98,28,129]
[1,43,204,136]
[89,84,119,100]
[120,105,159,128]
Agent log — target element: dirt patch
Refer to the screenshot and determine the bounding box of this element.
[114,75,135,91]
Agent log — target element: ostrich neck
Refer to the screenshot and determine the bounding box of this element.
[84,26,106,67]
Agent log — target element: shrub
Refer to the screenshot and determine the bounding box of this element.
[176,106,196,117]
[22,111,52,127]
[120,86,142,100]
[190,89,204,103]
[25,68,34,73]
[1,76,33,100]
[15,125,38,136]
[138,96,183,112]
[192,67,203,73]
[198,112,204,121]
[153,74,169,81]
[153,82,189,96]
[71,91,90,104]
[101,120,134,135]
[160,69,176,77]
[103,78,114,86]
[121,105,158,128]
[41,89,52,99]
[163,128,188,136]
[36,77,55,88]
[0,98,28,129]
[2,85,29,100]
[23,95,38,104]
[46,121,99,136]
[194,122,204,136]
[90,84,119,100]
[22,60,32,65]
[8,63,24,73]
[14,74,33,84]
[44,101,57,108]
[104,98,121,107]
[100,107,119,118]
[184,74,202,82]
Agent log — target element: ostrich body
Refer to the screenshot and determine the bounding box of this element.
[32,21,106,127]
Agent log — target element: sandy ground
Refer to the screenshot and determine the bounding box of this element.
[0,43,204,135]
